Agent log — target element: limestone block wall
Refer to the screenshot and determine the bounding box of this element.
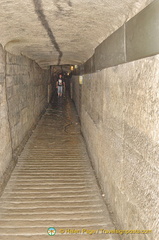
[6,52,49,153]
[79,55,159,239]
[0,45,49,195]
[0,46,13,192]
[71,76,81,117]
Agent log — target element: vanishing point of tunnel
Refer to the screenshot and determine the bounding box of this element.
[0,0,158,240]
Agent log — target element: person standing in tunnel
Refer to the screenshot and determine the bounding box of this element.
[56,74,65,97]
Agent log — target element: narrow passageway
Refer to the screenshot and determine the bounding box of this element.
[0,95,118,240]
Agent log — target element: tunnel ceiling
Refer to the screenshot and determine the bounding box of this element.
[0,0,153,69]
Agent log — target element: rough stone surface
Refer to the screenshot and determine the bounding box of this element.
[72,55,159,240]
[0,0,153,68]
[94,26,125,70]
[0,96,118,240]
[6,52,49,153]
[83,0,159,73]
[126,0,159,62]
[0,45,49,196]
[71,76,81,117]
[0,46,13,192]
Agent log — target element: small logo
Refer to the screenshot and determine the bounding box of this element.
[47,227,56,236]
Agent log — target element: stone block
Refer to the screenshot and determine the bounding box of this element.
[84,55,95,74]
[124,122,148,157]
[6,76,13,87]
[123,143,158,236]
[77,54,159,240]
[0,45,5,63]
[94,25,125,70]
[100,126,123,185]
[0,63,5,74]
[6,53,16,64]
[126,0,159,62]
[0,49,47,195]
[0,74,4,83]
[6,86,13,99]
[6,64,15,75]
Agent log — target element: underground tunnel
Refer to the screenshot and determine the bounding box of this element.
[0,0,158,239]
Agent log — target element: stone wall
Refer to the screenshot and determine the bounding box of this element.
[83,0,159,74]
[71,76,81,117]
[71,3,159,238]
[0,46,13,194]
[0,45,49,195]
[77,55,159,240]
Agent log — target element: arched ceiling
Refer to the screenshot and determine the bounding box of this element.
[0,0,153,69]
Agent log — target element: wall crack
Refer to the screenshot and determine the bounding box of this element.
[33,0,63,65]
